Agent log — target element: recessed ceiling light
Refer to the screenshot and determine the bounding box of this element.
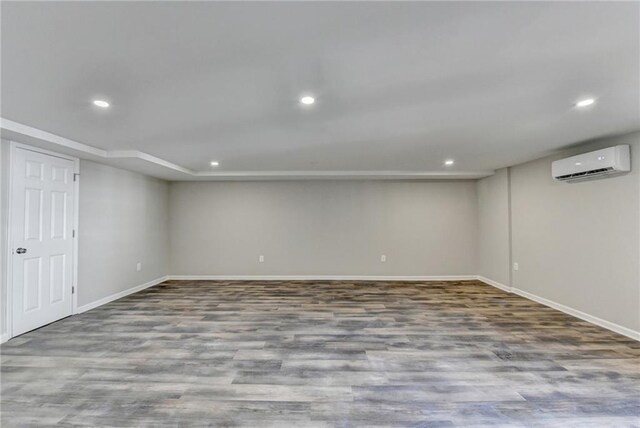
[93,99,110,108]
[444,159,455,166]
[210,161,219,167]
[575,98,595,108]
[300,95,315,105]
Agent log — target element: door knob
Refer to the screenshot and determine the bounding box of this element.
[16,248,27,254]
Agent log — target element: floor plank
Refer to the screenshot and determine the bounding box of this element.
[1,280,639,427]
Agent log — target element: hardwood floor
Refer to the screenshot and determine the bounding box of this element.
[2,280,639,427]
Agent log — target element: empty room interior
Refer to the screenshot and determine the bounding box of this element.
[1,1,639,426]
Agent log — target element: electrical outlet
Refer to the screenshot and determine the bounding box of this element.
[136,262,142,272]
[513,262,519,271]
[259,255,264,263]
[380,255,387,262]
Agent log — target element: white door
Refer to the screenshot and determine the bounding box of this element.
[11,147,75,336]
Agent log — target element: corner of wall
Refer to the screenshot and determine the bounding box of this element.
[0,139,11,339]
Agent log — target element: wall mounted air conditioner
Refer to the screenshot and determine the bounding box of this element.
[552,145,631,182]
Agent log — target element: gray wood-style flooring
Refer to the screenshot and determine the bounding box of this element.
[2,280,639,427]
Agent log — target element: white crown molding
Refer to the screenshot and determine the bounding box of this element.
[105,150,193,175]
[1,118,194,175]
[1,118,105,156]
[191,171,490,179]
[1,118,495,181]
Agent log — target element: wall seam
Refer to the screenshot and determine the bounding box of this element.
[507,167,513,288]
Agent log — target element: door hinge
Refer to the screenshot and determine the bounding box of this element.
[72,286,75,294]
[73,173,80,182]
[72,229,75,238]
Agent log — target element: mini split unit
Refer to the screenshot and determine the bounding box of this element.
[552,145,631,182]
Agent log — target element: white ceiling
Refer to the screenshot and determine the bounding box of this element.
[1,1,638,180]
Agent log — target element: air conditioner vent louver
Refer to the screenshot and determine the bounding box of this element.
[552,145,630,182]
[555,167,615,181]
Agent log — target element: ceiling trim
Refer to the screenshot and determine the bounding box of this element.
[191,170,491,179]
[2,118,105,157]
[0,118,494,180]
[0,118,194,175]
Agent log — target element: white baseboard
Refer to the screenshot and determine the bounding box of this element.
[476,276,639,341]
[9,273,636,344]
[511,287,640,341]
[167,275,477,282]
[76,275,169,313]
[476,276,512,293]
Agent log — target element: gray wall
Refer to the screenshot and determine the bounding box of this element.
[476,132,640,332]
[4,133,638,338]
[477,168,511,286]
[510,133,639,332]
[169,180,478,276]
[78,160,170,306]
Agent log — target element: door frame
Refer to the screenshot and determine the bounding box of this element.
[5,141,80,340]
